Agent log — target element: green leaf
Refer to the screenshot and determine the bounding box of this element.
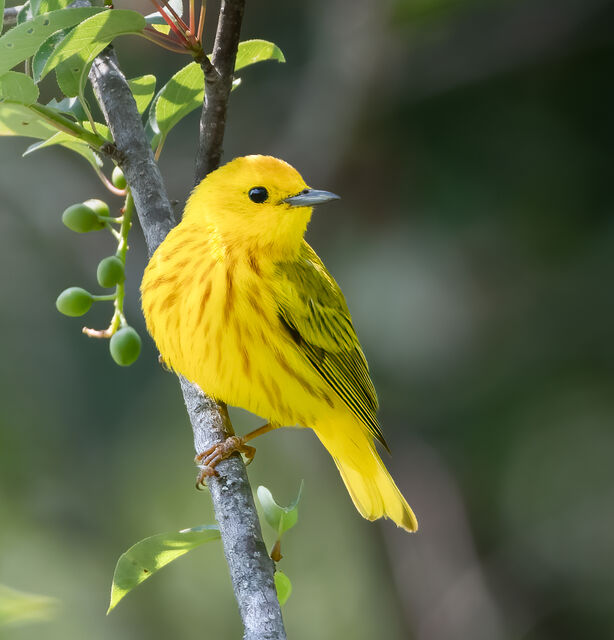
[108,525,220,613]
[17,3,31,25]
[0,583,58,627]
[35,0,74,14]
[31,26,73,83]
[31,26,86,98]
[0,101,105,153]
[37,9,146,82]
[0,7,105,76]
[153,60,201,141]
[0,71,39,105]
[143,12,170,35]
[55,53,84,97]
[41,11,147,99]
[0,0,5,33]
[274,572,292,606]
[0,101,58,138]
[149,40,284,147]
[257,482,303,536]
[127,75,156,114]
[24,132,103,172]
[234,39,285,72]
[145,13,167,26]
[81,119,111,141]
[46,95,87,120]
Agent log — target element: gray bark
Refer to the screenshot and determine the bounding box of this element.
[88,30,285,640]
[89,50,176,255]
[2,6,21,29]
[181,379,285,639]
[194,0,245,182]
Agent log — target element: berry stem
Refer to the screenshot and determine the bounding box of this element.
[86,191,134,338]
[93,163,127,197]
[105,223,122,241]
[111,190,134,331]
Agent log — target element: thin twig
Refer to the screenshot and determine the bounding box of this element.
[89,45,286,640]
[194,0,246,182]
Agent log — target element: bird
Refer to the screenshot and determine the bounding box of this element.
[141,155,418,532]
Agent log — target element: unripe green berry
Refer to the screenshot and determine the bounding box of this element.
[83,198,110,218]
[97,256,125,288]
[110,327,141,366]
[56,287,93,317]
[111,166,127,190]
[61,203,104,233]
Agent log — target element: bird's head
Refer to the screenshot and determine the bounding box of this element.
[182,155,339,258]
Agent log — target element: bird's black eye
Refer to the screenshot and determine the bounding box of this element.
[248,187,268,203]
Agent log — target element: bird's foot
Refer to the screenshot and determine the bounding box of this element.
[194,436,256,487]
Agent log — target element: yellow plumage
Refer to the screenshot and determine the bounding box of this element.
[141,155,417,532]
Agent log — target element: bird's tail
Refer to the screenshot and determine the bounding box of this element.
[315,420,418,532]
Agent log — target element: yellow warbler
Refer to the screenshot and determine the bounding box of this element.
[141,155,417,532]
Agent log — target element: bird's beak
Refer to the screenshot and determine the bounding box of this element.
[283,189,340,207]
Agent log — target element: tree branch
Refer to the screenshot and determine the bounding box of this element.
[194,0,246,182]
[180,379,286,640]
[89,45,286,639]
[3,5,22,29]
[89,50,175,253]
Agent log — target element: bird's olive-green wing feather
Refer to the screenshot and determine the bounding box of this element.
[275,242,389,450]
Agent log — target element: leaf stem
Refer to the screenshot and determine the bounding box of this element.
[154,135,165,161]
[159,0,189,33]
[139,29,192,54]
[78,91,99,136]
[197,2,206,43]
[189,0,195,33]
[148,0,190,47]
[27,103,107,149]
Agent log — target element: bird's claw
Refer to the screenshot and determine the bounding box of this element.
[194,436,256,487]
[158,354,171,372]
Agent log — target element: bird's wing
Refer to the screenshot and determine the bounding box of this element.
[275,242,389,451]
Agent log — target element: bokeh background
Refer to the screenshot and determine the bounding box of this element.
[2,0,614,638]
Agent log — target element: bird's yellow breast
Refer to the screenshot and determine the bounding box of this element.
[141,223,335,428]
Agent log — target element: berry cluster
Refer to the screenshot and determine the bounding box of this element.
[56,167,141,366]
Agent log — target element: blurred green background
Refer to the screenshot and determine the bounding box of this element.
[2,0,614,638]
